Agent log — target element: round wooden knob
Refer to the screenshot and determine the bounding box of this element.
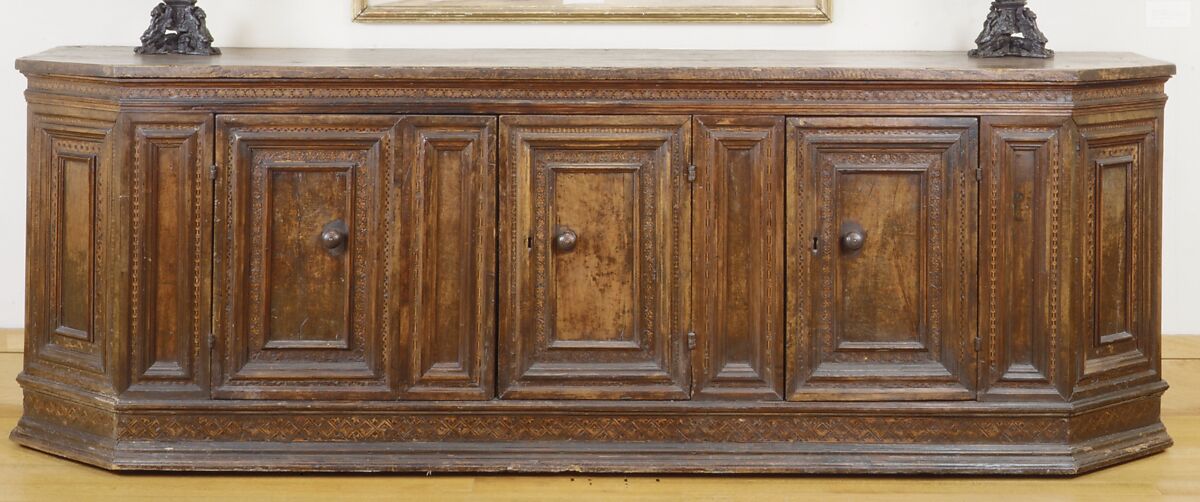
[555,228,578,252]
[319,220,349,254]
[321,229,347,249]
[841,230,866,251]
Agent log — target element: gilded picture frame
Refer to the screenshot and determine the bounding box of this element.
[352,0,833,23]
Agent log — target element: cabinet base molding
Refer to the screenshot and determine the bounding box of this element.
[11,385,1169,475]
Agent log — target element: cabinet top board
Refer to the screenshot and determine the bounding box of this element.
[16,46,1175,83]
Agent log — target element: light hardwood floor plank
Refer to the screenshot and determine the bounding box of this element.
[0,330,21,354]
[1165,335,1200,360]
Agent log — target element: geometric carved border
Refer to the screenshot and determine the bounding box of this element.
[118,412,1064,444]
[23,392,116,438]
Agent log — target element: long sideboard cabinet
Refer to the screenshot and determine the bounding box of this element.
[11,47,1175,474]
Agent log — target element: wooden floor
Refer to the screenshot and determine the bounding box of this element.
[1,338,1199,501]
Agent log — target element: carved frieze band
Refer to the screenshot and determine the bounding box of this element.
[21,387,1160,447]
[117,412,1064,444]
[22,393,116,438]
[1069,397,1162,442]
[22,75,1167,112]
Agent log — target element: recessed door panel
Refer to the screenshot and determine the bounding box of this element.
[836,170,925,347]
[27,115,113,384]
[265,164,354,349]
[500,115,691,400]
[551,164,640,347]
[787,117,978,401]
[214,115,398,400]
[1076,117,1158,393]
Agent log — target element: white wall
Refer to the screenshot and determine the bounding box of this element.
[0,0,1196,332]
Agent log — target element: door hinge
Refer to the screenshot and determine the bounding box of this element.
[976,167,982,182]
[209,164,218,180]
[687,164,697,183]
[207,332,216,350]
[974,336,982,352]
[687,332,697,350]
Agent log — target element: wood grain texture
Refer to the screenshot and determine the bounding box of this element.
[979,116,1073,402]
[1072,109,1164,401]
[498,115,691,400]
[786,118,979,401]
[10,48,1175,474]
[15,47,1175,82]
[396,115,497,400]
[119,113,212,398]
[213,115,398,400]
[692,116,784,400]
[23,104,117,396]
[1,352,1199,499]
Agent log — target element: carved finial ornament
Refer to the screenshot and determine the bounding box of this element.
[136,0,220,56]
[970,0,1053,59]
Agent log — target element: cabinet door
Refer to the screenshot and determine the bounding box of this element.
[25,112,114,394]
[396,116,497,400]
[499,115,692,400]
[123,113,213,397]
[787,118,978,401]
[1074,114,1160,398]
[692,116,785,400]
[214,115,398,399]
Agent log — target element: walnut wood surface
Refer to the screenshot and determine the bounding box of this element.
[9,46,1175,474]
[16,47,1175,82]
[3,351,1200,498]
[692,116,785,400]
[498,115,691,400]
[786,117,978,401]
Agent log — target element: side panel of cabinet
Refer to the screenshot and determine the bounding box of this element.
[25,109,116,395]
[499,115,692,400]
[692,116,785,400]
[122,113,214,397]
[214,115,398,400]
[979,117,1073,401]
[787,117,978,401]
[396,116,497,400]
[1072,110,1161,399]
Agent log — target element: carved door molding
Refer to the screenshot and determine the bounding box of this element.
[213,115,398,400]
[395,115,497,400]
[498,115,692,400]
[787,117,979,401]
[1073,114,1160,397]
[691,116,785,400]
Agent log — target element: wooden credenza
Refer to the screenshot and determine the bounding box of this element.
[11,47,1176,474]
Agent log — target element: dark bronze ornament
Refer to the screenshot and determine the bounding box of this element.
[970,0,1053,59]
[136,0,220,56]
